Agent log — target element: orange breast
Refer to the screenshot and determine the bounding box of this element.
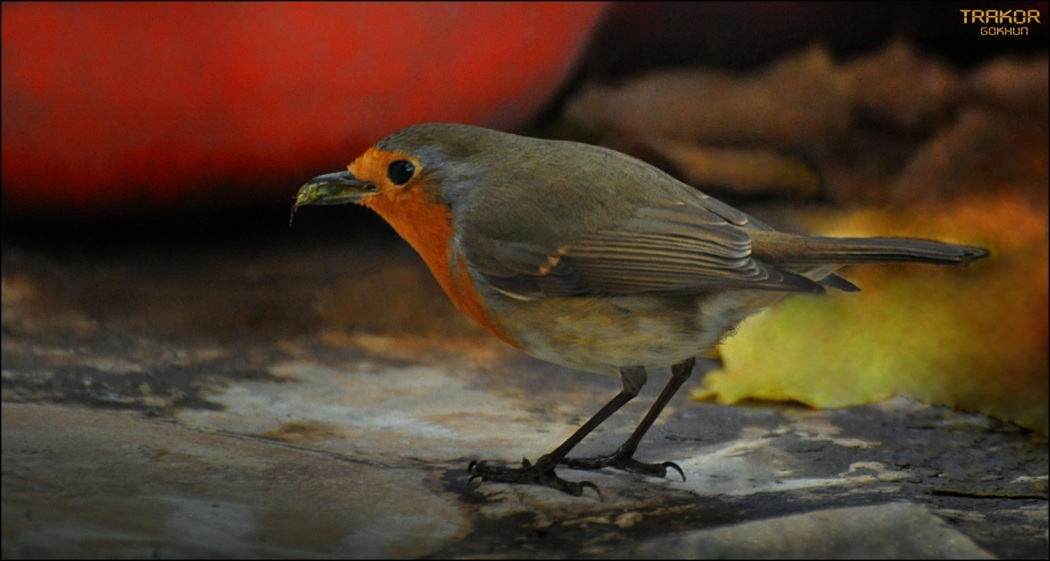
[363,189,520,348]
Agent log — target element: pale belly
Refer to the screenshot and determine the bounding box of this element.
[488,289,792,375]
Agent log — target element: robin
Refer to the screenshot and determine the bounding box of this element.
[292,123,988,497]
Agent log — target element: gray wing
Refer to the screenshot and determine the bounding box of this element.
[470,202,827,298]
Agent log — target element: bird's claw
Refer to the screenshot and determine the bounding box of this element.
[561,453,686,481]
[467,458,602,498]
[664,460,686,481]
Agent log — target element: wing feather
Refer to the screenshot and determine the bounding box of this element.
[471,203,824,298]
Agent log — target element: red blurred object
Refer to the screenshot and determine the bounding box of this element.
[1,3,607,214]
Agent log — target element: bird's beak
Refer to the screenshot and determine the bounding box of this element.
[294,170,374,207]
[290,170,374,226]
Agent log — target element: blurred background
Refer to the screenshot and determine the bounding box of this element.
[3,2,1046,239]
[3,1,1046,430]
[2,3,1047,558]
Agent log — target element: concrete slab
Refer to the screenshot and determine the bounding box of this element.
[2,240,1046,559]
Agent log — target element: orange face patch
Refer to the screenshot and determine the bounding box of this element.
[348,147,520,348]
[347,148,422,195]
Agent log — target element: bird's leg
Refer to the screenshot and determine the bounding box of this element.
[561,357,695,481]
[468,366,647,497]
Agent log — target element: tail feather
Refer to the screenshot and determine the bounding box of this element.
[752,233,989,267]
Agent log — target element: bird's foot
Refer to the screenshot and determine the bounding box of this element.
[561,450,685,481]
[468,456,601,498]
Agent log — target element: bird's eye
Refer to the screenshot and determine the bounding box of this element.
[387,160,415,185]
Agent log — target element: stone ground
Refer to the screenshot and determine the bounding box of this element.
[2,210,1047,559]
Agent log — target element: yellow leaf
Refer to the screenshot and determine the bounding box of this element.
[692,192,1048,434]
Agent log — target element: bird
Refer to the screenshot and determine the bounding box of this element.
[292,122,988,497]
